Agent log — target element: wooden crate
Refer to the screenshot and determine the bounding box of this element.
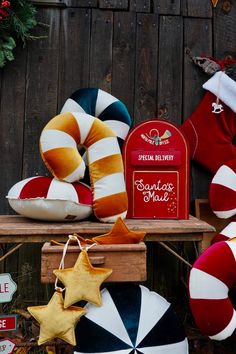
[41,242,147,283]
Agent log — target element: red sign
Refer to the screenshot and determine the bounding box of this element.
[131,151,181,166]
[0,315,17,332]
[123,119,189,219]
[133,171,179,218]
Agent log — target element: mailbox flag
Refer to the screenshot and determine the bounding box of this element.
[74,284,189,353]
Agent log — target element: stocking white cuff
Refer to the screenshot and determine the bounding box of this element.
[203,71,236,113]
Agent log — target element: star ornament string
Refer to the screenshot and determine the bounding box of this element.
[54,234,97,293]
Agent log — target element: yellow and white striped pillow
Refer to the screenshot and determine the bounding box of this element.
[40,112,128,222]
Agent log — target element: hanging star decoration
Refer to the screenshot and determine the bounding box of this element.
[54,249,112,308]
[211,0,218,7]
[90,217,146,244]
[27,218,144,346]
[27,291,86,346]
[27,234,112,346]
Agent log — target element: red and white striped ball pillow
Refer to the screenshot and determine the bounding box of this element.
[209,159,236,219]
[6,176,93,221]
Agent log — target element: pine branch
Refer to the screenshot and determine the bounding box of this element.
[0,0,47,68]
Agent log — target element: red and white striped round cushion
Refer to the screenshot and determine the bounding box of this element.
[189,239,236,340]
[209,159,236,219]
[7,176,93,221]
[211,220,236,244]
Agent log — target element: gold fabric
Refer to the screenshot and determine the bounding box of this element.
[84,118,115,147]
[43,147,83,180]
[93,192,128,219]
[54,250,112,308]
[89,154,124,183]
[44,112,81,143]
[27,291,86,346]
[91,217,146,244]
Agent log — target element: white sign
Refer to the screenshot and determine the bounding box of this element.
[0,339,15,354]
[0,274,17,303]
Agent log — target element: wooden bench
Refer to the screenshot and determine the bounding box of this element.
[0,215,215,275]
[0,214,214,246]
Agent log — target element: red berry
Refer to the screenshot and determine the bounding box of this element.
[1,0,10,8]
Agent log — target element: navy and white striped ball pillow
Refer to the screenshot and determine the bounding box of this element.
[74,284,189,353]
[61,88,133,150]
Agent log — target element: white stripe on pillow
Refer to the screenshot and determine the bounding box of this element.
[104,120,131,139]
[40,130,77,151]
[64,162,86,183]
[214,208,236,219]
[61,98,86,114]
[220,222,236,237]
[73,112,95,144]
[96,89,118,116]
[89,137,121,164]
[189,268,228,299]
[212,165,236,192]
[47,178,79,202]
[93,173,126,200]
[226,240,236,261]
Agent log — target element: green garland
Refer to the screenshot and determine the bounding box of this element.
[0,0,42,68]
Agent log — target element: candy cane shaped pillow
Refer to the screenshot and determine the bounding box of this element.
[211,221,236,244]
[40,112,128,223]
[61,88,133,149]
[189,239,236,340]
[6,176,92,221]
[209,159,236,219]
[61,88,133,184]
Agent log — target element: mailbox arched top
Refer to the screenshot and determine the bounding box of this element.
[123,119,189,154]
[123,119,190,219]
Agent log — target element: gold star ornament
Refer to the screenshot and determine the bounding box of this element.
[91,217,146,244]
[27,291,86,346]
[54,250,112,308]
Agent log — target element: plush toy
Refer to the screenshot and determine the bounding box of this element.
[189,238,236,340]
[61,88,133,185]
[61,88,133,150]
[209,158,236,243]
[28,291,86,346]
[89,217,145,245]
[6,176,92,221]
[40,112,128,222]
[54,249,112,308]
[181,71,236,174]
[211,221,236,244]
[74,284,189,353]
[209,159,236,219]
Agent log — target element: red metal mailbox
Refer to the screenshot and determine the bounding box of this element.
[123,119,189,219]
